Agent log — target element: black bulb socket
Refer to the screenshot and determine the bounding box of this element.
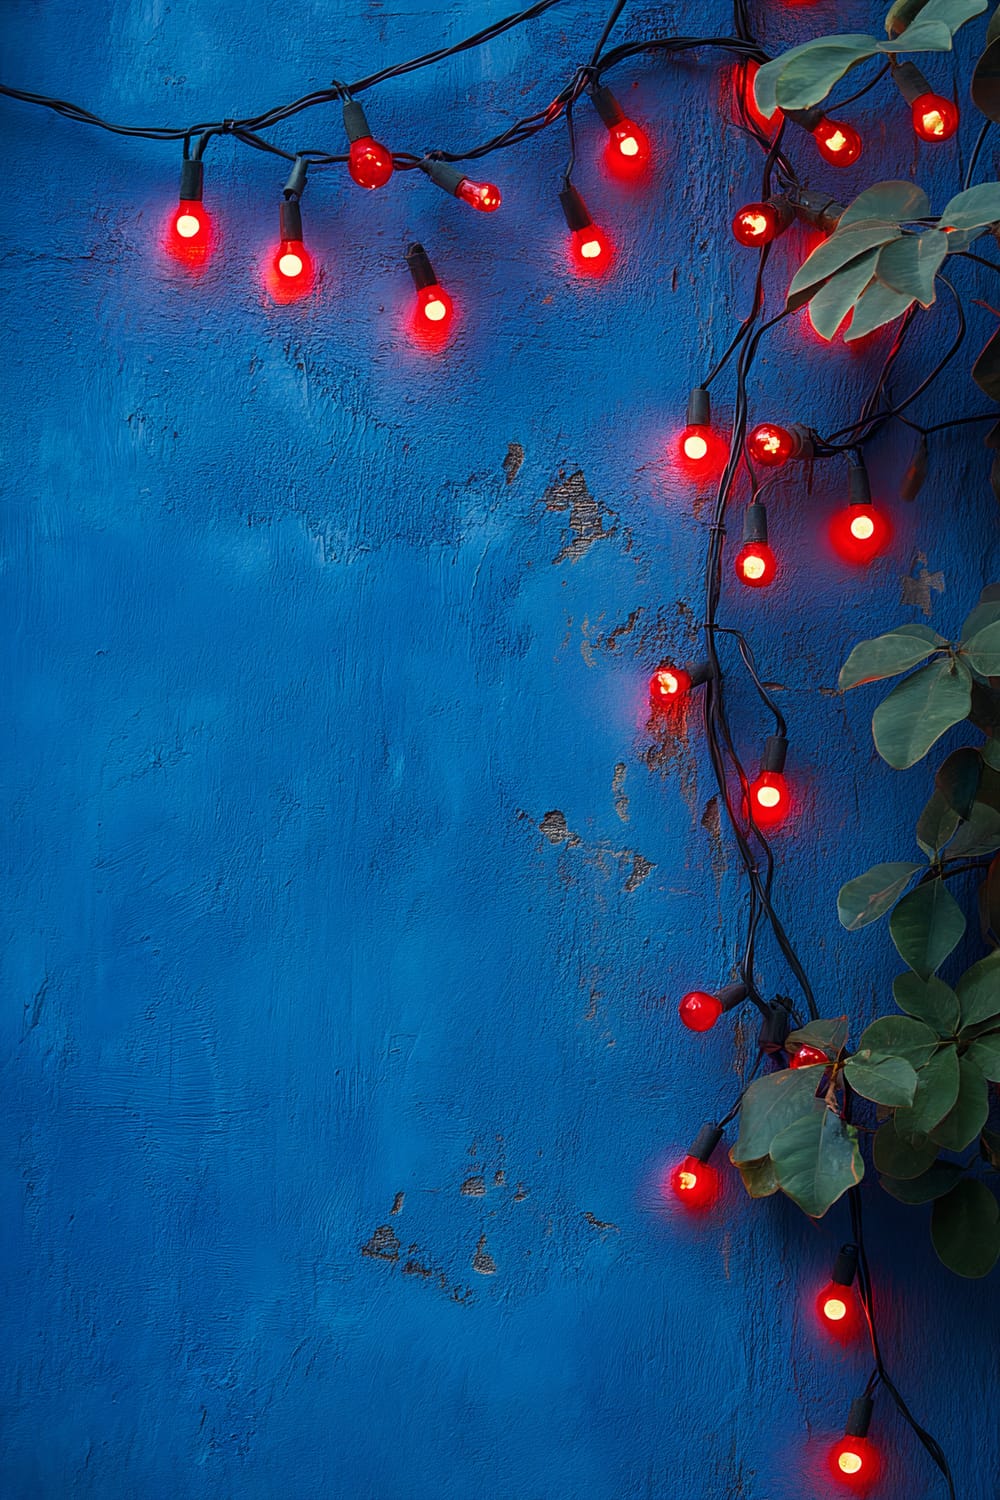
[832,1242,860,1288]
[420,158,464,197]
[845,1395,874,1439]
[686,386,711,428]
[758,1001,791,1053]
[848,462,872,506]
[794,189,845,234]
[785,105,826,134]
[891,60,932,106]
[179,158,204,202]
[559,184,593,231]
[589,83,626,127]
[718,982,748,1013]
[343,99,372,143]
[406,243,437,291]
[279,197,303,242]
[688,1122,724,1163]
[743,502,768,545]
[283,157,308,202]
[762,733,788,774]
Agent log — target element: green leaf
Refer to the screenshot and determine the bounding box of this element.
[774,38,885,111]
[963,619,1000,676]
[966,1030,1000,1081]
[752,36,880,118]
[807,251,880,340]
[972,36,1000,124]
[893,971,961,1035]
[907,0,988,32]
[771,1108,864,1217]
[872,658,973,769]
[786,1017,849,1057]
[962,598,1000,641]
[839,625,946,689]
[936,746,983,819]
[876,230,948,306]
[889,878,967,977]
[940,182,1000,231]
[886,17,965,48]
[837,862,922,929]
[916,788,961,855]
[881,1161,965,1202]
[986,737,1000,771]
[734,1154,780,1198]
[958,950,1000,1028]
[929,1055,990,1150]
[788,222,902,303]
[857,1014,939,1067]
[839,180,932,227]
[972,327,1000,401]
[844,1051,919,1106]
[886,0,932,35]
[732,1067,825,1163]
[947,800,1000,857]
[873,1117,940,1177]
[931,1180,1000,1276]
[988,5,1000,44]
[896,1043,961,1133]
[844,279,915,341]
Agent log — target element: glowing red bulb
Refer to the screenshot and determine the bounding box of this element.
[348,135,394,190]
[747,423,795,467]
[668,1156,719,1210]
[650,666,691,706]
[569,223,614,276]
[167,199,212,266]
[816,1282,861,1339]
[748,770,789,828]
[417,283,453,328]
[735,541,776,587]
[828,1438,878,1489]
[911,93,959,141]
[732,203,780,247]
[679,991,723,1032]
[605,119,652,177]
[790,1043,827,1069]
[813,118,863,166]
[456,178,501,212]
[830,504,892,564]
[269,239,314,303]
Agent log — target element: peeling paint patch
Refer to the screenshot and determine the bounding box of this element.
[901,552,945,617]
[623,853,654,893]
[503,441,524,485]
[513,1184,528,1202]
[461,1175,486,1197]
[472,1234,497,1275]
[494,1170,506,1186]
[539,810,580,846]
[701,795,726,887]
[612,763,629,822]
[390,1192,405,1215]
[583,1212,620,1234]
[541,469,615,565]
[361,1225,400,1262]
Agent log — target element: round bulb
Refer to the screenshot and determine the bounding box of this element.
[411,282,456,349]
[734,542,777,588]
[348,135,394,190]
[605,119,651,178]
[813,118,863,166]
[830,504,892,564]
[828,1437,878,1488]
[456,178,501,212]
[269,239,315,303]
[790,1043,827,1069]
[679,991,724,1032]
[569,223,614,276]
[747,423,795,467]
[167,199,212,266]
[748,771,789,828]
[668,1155,719,1210]
[649,666,691,708]
[912,93,959,142]
[732,203,779,247]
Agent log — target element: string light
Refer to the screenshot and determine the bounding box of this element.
[648,659,712,709]
[812,116,863,166]
[678,983,748,1032]
[667,1123,723,1210]
[746,422,812,467]
[588,84,651,178]
[268,158,314,303]
[816,1244,861,1340]
[559,184,614,275]
[420,157,501,211]
[731,198,792,248]
[890,61,959,142]
[831,460,892,564]
[829,1397,879,1489]
[342,99,394,188]
[678,386,726,473]
[405,242,455,346]
[166,157,212,267]
[734,502,776,588]
[748,735,790,830]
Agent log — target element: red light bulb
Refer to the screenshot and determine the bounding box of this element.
[912,92,960,141]
[735,541,776,587]
[739,60,783,136]
[748,770,789,828]
[456,177,501,212]
[731,203,780,247]
[790,1043,828,1069]
[813,118,863,166]
[168,199,212,265]
[348,136,394,189]
[747,422,795,467]
[668,1156,719,1209]
[417,283,453,328]
[271,239,314,300]
[405,243,455,350]
[570,224,614,275]
[816,1282,862,1340]
[650,666,692,705]
[606,119,652,176]
[677,387,726,473]
[830,504,892,564]
[679,991,723,1032]
[829,1437,878,1489]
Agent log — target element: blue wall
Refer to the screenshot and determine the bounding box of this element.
[3,3,999,1496]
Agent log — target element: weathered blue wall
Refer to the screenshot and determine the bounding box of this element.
[3,2,999,1496]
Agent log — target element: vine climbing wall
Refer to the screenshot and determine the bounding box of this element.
[2,0,1000,1496]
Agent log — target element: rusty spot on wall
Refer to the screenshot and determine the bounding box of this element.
[900,552,945,617]
[472,1234,497,1275]
[503,441,524,485]
[612,763,629,822]
[623,853,654,892]
[461,1175,487,1197]
[583,1212,620,1233]
[539,810,580,846]
[390,1192,405,1215]
[361,1225,400,1261]
[541,469,615,564]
